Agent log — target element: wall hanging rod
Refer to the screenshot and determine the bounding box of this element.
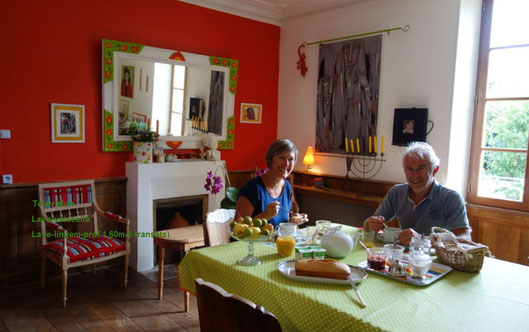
[303,24,410,46]
[296,24,410,77]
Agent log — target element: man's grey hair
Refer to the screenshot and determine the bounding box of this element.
[402,141,440,170]
[265,139,298,168]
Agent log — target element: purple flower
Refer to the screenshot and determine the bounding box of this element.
[254,168,268,177]
[204,172,223,195]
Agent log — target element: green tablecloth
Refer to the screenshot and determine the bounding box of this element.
[178,229,529,332]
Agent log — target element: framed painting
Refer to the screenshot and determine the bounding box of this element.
[51,103,85,143]
[240,103,262,124]
[121,65,134,98]
[392,108,428,146]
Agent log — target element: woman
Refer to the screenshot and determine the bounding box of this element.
[235,139,308,227]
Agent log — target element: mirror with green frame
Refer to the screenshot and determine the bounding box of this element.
[102,39,237,151]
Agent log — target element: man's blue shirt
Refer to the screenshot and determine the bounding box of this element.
[375,180,470,235]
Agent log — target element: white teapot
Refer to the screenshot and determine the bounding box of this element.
[320,226,359,258]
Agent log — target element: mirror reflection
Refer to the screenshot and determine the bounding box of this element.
[115,56,224,137]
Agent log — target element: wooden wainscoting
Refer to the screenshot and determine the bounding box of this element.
[0,177,127,288]
[227,170,254,190]
[467,204,529,266]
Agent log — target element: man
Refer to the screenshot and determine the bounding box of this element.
[364,142,471,246]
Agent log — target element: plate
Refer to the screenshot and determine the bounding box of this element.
[278,260,367,285]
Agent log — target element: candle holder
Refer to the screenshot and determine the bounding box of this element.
[342,152,386,191]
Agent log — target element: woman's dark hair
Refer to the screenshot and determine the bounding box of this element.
[123,67,131,83]
[265,139,298,168]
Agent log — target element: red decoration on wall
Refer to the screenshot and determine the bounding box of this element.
[297,44,308,77]
[166,141,183,150]
[169,51,186,61]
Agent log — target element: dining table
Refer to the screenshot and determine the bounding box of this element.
[178,226,529,331]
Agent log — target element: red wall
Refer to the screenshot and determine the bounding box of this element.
[0,0,279,183]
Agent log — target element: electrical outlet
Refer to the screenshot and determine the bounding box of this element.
[2,174,13,184]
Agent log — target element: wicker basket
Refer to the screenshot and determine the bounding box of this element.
[430,227,491,272]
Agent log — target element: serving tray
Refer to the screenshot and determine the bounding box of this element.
[357,258,452,286]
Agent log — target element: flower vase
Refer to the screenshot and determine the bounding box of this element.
[133,142,153,163]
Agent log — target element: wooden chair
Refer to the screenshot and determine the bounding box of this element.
[154,225,204,308]
[202,208,235,247]
[38,180,130,307]
[195,278,282,332]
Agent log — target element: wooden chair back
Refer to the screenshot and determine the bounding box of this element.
[203,209,235,246]
[37,180,99,244]
[195,278,282,332]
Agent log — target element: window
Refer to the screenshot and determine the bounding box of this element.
[468,0,529,210]
[169,65,186,135]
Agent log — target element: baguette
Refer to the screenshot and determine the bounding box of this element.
[295,259,351,280]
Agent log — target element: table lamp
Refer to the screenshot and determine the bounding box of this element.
[303,146,315,172]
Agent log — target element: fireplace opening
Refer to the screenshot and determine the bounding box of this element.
[153,194,208,264]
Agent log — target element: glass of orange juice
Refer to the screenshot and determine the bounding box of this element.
[276,236,296,257]
[276,222,297,257]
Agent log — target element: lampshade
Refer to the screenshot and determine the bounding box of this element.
[303,146,315,171]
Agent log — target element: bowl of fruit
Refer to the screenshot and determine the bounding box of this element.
[229,216,274,242]
[228,216,274,266]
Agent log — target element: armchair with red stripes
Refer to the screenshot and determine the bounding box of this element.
[37,179,130,307]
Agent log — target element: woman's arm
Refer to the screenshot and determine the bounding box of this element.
[235,195,278,220]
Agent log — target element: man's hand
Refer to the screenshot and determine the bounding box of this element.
[397,228,420,246]
[364,215,386,231]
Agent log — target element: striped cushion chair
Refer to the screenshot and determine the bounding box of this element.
[38,180,130,307]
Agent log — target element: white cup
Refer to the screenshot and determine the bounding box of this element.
[383,227,401,242]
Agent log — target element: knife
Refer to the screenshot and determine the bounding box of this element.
[348,274,367,308]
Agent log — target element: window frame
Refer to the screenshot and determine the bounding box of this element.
[467,0,529,211]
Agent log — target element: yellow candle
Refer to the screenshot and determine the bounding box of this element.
[344,137,349,153]
[381,136,385,154]
[350,139,355,153]
[369,136,372,154]
[356,138,360,153]
[374,136,377,154]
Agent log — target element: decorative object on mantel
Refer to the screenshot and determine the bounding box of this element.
[203,133,218,161]
[342,135,386,190]
[296,24,410,77]
[130,123,159,164]
[50,103,85,143]
[204,163,239,209]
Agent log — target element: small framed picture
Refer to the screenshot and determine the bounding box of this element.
[131,112,147,123]
[240,103,262,124]
[121,65,134,98]
[51,103,85,143]
[392,108,428,146]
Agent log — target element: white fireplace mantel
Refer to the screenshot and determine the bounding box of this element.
[126,160,225,271]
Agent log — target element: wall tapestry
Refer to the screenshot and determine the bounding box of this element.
[315,35,381,153]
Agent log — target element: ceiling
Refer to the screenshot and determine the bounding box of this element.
[180,0,374,25]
